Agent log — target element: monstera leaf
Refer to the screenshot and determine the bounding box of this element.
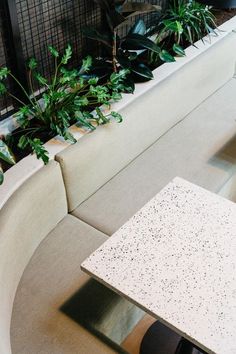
[0,139,15,165]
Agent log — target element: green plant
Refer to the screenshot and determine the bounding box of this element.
[0,45,128,184]
[83,0,175,86]
[150,0,217,63]
[0,166,3,185]
[0,139,16,185]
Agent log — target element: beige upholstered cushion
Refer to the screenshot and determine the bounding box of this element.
[11,215,117,354]
[0,161,67,354]
[72,79,236,235]
[56,32,236,212]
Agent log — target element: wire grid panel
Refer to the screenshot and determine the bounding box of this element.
[0,6,15,118]
[15,0,102,81]
[0,0,168,119]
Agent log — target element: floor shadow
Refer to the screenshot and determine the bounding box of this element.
[61,279,131,354]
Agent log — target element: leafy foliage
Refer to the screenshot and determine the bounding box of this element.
[0,139,15,185]
[83,0,175,84]
[0,45,127,183]
[0,139,16,165]
[0,165,3,185]
[18,136,49,164]
[150,0,217,63]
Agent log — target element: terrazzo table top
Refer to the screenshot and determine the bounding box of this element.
[81,177,236,354]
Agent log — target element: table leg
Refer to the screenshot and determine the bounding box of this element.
[140,321,181,354]
[61,278,145,353]
[140,321,207,354]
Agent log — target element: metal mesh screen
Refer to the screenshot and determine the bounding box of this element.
[16,0,102,80]
[0,5,14,117]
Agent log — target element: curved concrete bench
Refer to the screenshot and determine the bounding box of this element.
[0,161,67,353]
[0,161,120,354]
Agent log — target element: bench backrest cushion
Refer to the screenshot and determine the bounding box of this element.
[0,161,67,354]
[56,32,236,212]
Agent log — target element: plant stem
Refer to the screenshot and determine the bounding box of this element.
[112,30,117,73]
[52,57,62,91]
[9,73,34,106]
[7,92,26,106]
[10,126,42,137]
[28,70,43,113]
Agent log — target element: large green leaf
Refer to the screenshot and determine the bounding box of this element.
[128,19,146,35]
[162,19,183,34]
[28,138,49,164]
[122,34,160,53]
[159,50,176,63]
[0,165,3,185]
[173,43,185,57]
[131,62,153,79]
[0,139,16,165]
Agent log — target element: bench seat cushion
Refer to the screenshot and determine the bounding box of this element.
[10,215,117,354]
[72,78,236,235]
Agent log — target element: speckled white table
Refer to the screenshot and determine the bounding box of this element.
[81,177,236,354]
